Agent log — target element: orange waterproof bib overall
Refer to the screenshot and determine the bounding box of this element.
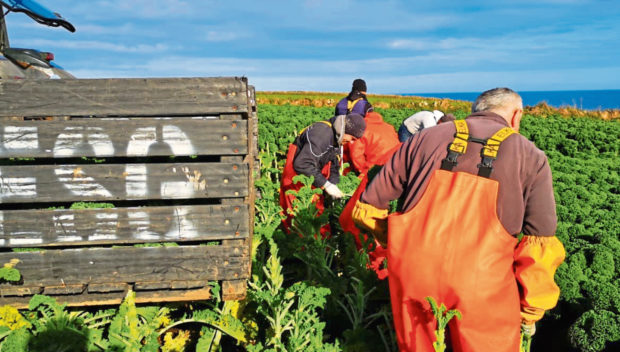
[339,174,389,279]
[279,143,331,233]
[387,121,521,352]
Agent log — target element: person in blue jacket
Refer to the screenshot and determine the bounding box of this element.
[335,79,373,116]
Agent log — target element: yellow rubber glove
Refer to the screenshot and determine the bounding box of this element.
[352,201,388,246]
[514,235,565,324]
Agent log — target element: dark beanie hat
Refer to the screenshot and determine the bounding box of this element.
[352,78,367,92]
[345,113,366,138]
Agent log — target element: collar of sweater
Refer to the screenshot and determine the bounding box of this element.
[466,111,510,127]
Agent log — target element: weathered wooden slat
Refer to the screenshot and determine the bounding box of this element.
[0,119,247,158]
[169,280,205,290]
[0,162,248,203]
[0,286,43,297]
[134,281,171,291]
[0,77,249,117]
[0,245,249,291]
[87,283,128,293]
[43,284,85,295]
[0,286,212,309]
[0,204,249,248]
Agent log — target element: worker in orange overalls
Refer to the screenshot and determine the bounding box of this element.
[347,111,401,176]
[280,113,366,234]
[352,88,565,352]
[339,111,401,278]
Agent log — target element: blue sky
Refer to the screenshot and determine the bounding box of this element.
[4,0,620,93]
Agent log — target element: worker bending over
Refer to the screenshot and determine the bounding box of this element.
[339,111,401,278]
[398,109,455,142]
[280,113,366,233]
[353,88,565,352]
[347,111,401,176]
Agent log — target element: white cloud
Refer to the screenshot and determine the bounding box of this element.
[247,66,620,93]
[368,67,620,93]
[388,38,462,51]
[67,53,620,93]
[68,23,138,35]
[94,0,194,18]
[385,22,620,61]
[22,39,170,53]
[69,68,137,78]
[516,0,590,3]
[205,31,243,42]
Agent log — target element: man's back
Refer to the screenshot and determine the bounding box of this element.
[362,111,556,237]
[353,88,565,352]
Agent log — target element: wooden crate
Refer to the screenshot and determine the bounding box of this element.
[0,77,255,308]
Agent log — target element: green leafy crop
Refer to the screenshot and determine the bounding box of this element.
[254,104,620,351]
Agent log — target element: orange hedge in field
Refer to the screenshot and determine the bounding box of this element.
[257,91,619,121]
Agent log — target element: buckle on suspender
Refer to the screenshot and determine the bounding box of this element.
[441,150,460,171]
[441,120,469,171]
[477,156,494,178]
[476,127,515,178]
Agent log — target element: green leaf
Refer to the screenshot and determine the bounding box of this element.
[1,327,30,352]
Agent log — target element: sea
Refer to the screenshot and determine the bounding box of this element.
[403,89,620,111]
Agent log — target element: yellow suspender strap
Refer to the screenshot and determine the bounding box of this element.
[347,98,362,112]
[441,121,516,176]
[478,127,516,178]
[441,120,469,171]
[298,120,332,136]
[481,127,515,158]
[449,120,469,154]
